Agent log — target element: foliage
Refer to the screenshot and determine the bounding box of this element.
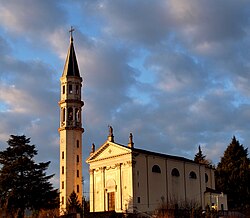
[215,136,250,209]
[0,135,59,218]
[66,191,83,215]
[194,145,211,166]
[155,199,202,218]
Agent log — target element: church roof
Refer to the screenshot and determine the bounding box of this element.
[62,36,80,77]
[132,147,195,164]
[87,140,199,165]
[205,187,223,194]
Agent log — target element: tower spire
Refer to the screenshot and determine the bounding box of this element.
[62,27,80,77]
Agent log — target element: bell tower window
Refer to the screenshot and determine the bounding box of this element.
[68,107,73,121]
[62,85,65,94]
[75,108,80,122]
[76,85,79,94]
[62,108,66,122]
[69,84,73,94]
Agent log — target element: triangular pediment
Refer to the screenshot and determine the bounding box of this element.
[86,141,132,163]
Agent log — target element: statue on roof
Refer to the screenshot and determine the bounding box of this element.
[108,125,114,142]
[128,132,134,148]
[109,125,113,136]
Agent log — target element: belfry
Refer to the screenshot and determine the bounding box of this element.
[58,29,84,215]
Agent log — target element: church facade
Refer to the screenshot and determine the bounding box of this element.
[86,128,227,214]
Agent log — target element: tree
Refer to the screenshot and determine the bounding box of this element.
[194,145,211,166]
[67,191,83,215]
[0,135,59,218]
[215,136,250,209]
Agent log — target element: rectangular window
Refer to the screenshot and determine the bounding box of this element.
[62,166,64,174]
[62,85,65,94]
[77,185,79,193]
[76,85,79,94]
[62,181,64,189]
[77,155,79,163]
[62,151,64,159]
[69,84,73,94]
[77,170,79,177]
[137,197,140,203]
[62,197,64,205]
[77,140,79,148]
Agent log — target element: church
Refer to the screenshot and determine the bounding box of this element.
[59,31,227,216]
[86,128,228,215]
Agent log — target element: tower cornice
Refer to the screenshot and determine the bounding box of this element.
[60,76,83,82]
[58,127,84,132]
[58,99,84,106]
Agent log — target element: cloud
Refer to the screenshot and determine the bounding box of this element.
[0,0,66,36]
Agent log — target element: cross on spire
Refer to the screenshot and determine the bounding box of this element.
[69,26,75,42]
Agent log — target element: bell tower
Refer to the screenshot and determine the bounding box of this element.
[58,28,84,215]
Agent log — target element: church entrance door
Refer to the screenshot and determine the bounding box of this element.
[108,192,115,211]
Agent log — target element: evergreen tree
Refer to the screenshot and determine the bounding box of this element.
[194,145,211,166]
[215,136,250,209]
[0,135,59,217]
[67,191,83,215]
[194,145,206,163]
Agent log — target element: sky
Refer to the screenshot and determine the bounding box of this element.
[0,0,250,196]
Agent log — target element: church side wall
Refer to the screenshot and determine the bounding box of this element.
[184,163,203,206]
[133,153,216,213]
[167,159,186,204]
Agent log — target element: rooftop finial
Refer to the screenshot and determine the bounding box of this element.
[69,26,75,42]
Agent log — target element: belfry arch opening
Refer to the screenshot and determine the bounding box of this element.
[68,107,73,121]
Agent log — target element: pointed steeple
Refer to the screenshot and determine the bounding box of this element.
[62,28,80,77]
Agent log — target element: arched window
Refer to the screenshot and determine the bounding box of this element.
[152,165,161,173]
[189,171,197,179]
[171,168,180,177]
[205,173,208,183]
[75,108,80,122]
[76,85,79,94]
[69,84,73,94]
[68,107,73,120]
